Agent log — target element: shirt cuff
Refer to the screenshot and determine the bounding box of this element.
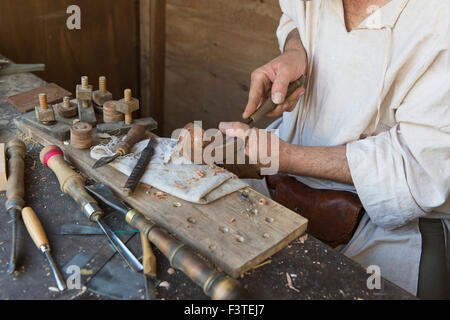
[276,14,297,53]
[346,130,426,230]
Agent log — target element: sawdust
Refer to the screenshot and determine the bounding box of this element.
[299,234,308,244]
[155,191,167,200]
[174,182,187,189]
[286,273,300,293]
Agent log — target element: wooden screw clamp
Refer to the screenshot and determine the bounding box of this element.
[56,96,78,118]
[35,93,55,124]
[116,89,140,125]
[93,76,113,107]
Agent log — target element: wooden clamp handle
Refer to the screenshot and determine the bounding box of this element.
[22,207,49,250]
[140,232,157,277]
[115,125,146,156]
[5,139,27,211]
[249,75,307,124]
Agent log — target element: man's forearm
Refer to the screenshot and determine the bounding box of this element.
[284,29,307,54]
[279,143,354,185]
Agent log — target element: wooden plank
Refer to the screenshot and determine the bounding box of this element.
[7,83,72,113]
[140,0,166,135]
[0,143,7,191]
[15,118,308,278]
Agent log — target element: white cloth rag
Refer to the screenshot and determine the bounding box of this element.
[90,137,248,204]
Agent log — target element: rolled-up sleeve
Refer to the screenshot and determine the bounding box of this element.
[276,0,308,53]
[347,46,450,230]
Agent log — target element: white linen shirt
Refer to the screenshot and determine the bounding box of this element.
[270,0,450,295]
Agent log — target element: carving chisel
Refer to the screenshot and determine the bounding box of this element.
[141,232,158,300]
[5,139,26,275]
[123,137,157,196]
[21,207,67,291]
[40,145,143,273]
[86,183,248,300]
[93,124,147,169]
[243,74,307,126]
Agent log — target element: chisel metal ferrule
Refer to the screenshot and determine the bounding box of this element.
[83,202,103,221]
[39,244,50,254]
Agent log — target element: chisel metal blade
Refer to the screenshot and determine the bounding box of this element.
[92,152,120,169]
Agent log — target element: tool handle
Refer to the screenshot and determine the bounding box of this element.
[249,76,306,124]
[5,139,27,211]
[40,145,102,220]
[115,125,146,156]
[22,207,49,250]
[127,211,247,300]
[140,232,157,277]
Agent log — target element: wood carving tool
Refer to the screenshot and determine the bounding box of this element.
[244,74,307,126]
[39,145,144,273]
[21,207,67,291]
[5,139,26,274]
[0,143,7,192]
[60,224,139,235]
[93,124,147,169]
[86,183,248,300]
[123,137,157,196]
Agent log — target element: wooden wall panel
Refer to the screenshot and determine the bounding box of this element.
[0,0,139,104]
[164,0,282,135]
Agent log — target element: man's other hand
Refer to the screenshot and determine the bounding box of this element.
[243,29,308,120]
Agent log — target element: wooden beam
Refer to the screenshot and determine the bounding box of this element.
[140,0,166,135]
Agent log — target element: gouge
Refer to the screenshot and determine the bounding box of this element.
[5,139,26,274]
[40,145,143,273]
[93,125,147,169]
[21,207,66,291]
[86,183,248,300]
[244,74,307,126]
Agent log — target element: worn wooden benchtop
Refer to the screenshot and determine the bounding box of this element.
[0,58,414,300]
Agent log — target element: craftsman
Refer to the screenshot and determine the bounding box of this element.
[219,0,449,299]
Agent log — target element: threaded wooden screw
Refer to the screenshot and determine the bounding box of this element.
[124,89,132,102]
[81,76,89,89]
[99,76,106,94]
[63,96,70,109]
[39,93,48,110]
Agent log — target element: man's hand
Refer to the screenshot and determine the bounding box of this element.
[243,29,308,120]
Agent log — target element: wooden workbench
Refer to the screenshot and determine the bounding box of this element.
[0,62,415,300]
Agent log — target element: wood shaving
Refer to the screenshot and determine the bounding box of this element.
[216,167,225,173]
[209,165,216,170]
[173,202,182,208]
[167,268,176,275]
[230,218,236,223]
[211,171,216,176]
[191,177,199,182]
[286,273,300,293]
[155,191,167,199]
[299,234,308,244]
[195,169,206,178]
[174,182,187,189]
[31,160,37,170]
[159,281,170,289]
[258,198,267,206]
[48,287,59,293]
[252,260,272,270]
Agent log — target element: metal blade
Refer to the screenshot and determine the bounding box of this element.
[43,250,67,291]
[7,209,20,275]
[94,216,143,273]
[60,224,104,235]
[86,183,130,215]
[92,152,120,169]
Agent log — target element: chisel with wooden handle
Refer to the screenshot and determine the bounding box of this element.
[21,207,66,291]
[244,74,307,126]
[86,183,248,300]
[5,139,26,275]
[40,145,143,273]
[93,124,147,169]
